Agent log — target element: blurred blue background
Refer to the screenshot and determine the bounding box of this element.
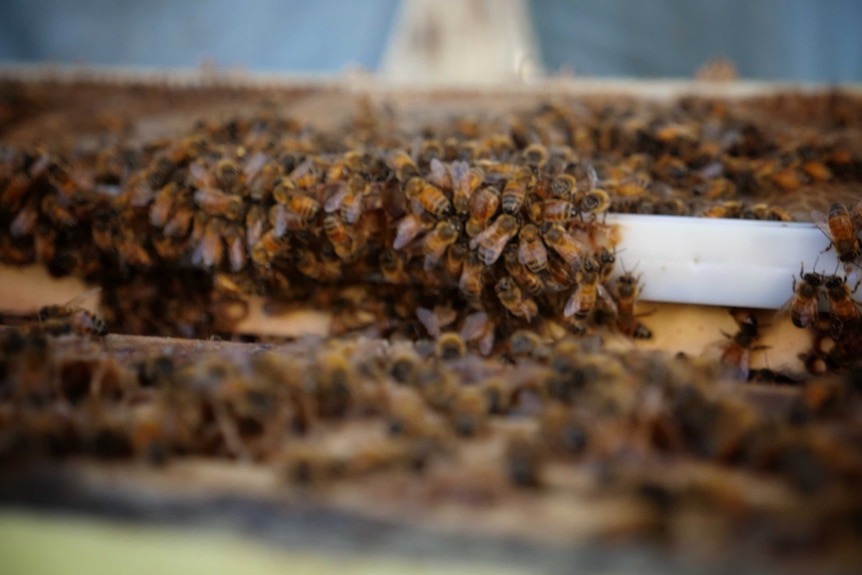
[0,0,859,81]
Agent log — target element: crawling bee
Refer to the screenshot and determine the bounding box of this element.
[823,274,862,337]
[613,272,651,339]
[423,220,460,271]
[465,185,501,238]
[496,276,538,322]
[517,223,548,274]
[405,178,452,218]
[470,214,520,266]
[565,256,616,320]
[450,160,484,215]
[542,223,585,268]
[778,264,824,329]
[193,187,244,221]
[501,166,534,214]
[812,202,860,266]
[38,288,108,336]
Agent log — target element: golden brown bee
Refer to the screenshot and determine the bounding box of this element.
[701,200,742,219]
[450,160,484,215]
[223,223,247,273]
[504,246,544,296]
[325,175,368,225]
[450,387,487,437]
[459,251,485,306]
[522,144,549,171]
[565,256,616,320]
[542,223,585,268]
[812,202,860,265]
[534,199,580,222]
[380,249,410,284]
[294,249,342,282]
[388,149,419,182]
[251,229,285,268]
[801,160,832,183]
[38,288,107,337]
[515,223,549,274]
[712,311,766,381]
[245,204,266,250]
[215,159,241,191]
[613,272,651,339]
[823,274,862,335]
[576,188,610,217]
[405,178,452,218]
[444,242,468,280]
[435,332,466,361]
[597,247,616,285]
[496,277,538,322]
[693,177,736,200]
[192,217,225,269]
[393,212,434,250]
[279,190,321,225]
[149,182,180,227]
[115,228,153,268]
[40,195,76,227]
[427,158,453,190]
[549,173,576,200]
[501,166,534,214]
[607,175,650,198]
[423,220,459,271]
[505,434,543,488]
[654,154,688,181]
[193,187,244,221]
[323,213,356,260]
[778,264,823,329]
[470,214,519,266]
[465,185,500,238]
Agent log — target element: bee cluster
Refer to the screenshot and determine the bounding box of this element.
[2,93,862,341]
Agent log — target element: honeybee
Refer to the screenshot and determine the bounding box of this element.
[279,191,321,225]
[565,256,616,319]
[501,166,534,214]
[712,310,767,381]
[533,199,580,222]
[435,332,466,361]
[459,252,485,306]
[606,175,650,198]
[423,220,459,271]
[38,288,107,337]
[801,160,832,182]
[542,223,585,268]
[323,213,356,260]
[444,242,468,280]
[325,174,368,225]
[388,149,419,182]
[251,229,285,268]
[294,249,342,282]
[496,277,538,322]
[823,274,862,335]
[245,204,266,250]
[693,177,736,200]
[504,246,544,295]
[522,144,548,171]
[215,159,241,192]
[597,247,616,284]
[115,228,153,268]
[613,272,652,339]
[778,264,823,329]
[9,201,38,238]
[576,188,610,218]
[377,249,409,285]
[470,214,519,265]
[450,387,487,437]
[465,185,500,238]
[149,182,180,227]
[701,200,742,219]
[193,187,244,221]
[427,158,453,190]
[223,224,247,272]
[812,202,860,265]
[513,223,549,274]
[405,178,452,218]
[40,195,76,227]
[450,160,483,215]
[418,139,444,167]
[393,213,434,250]
[192,217,225,269]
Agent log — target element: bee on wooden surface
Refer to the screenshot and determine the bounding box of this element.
[388,149,419,182]
[542,223,585,268]
[251,229,285,268]
[405,178,452,218]
[423,220,459,271]
[565,255,616,320]
[470,214,519,266]
[393,212,434,250]
[465,185,501,238]
[812,202,860,265]
[778,264,824,329]
[450,160,483,215]
[712,310,768,381]
[435,332,466,361]
[459,252,486,307]
[37,288,107,337]
[613,272,652,339]
[496,277,538,322]
[323,213,356,260]
[501,166,534,214]
[193,187,244,221]
[823,274,862,336]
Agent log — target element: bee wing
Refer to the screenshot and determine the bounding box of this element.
[416,307,441,338]
[469,220,497,250]
[429,158,452,189]
[563,287,581,318]
[62,286,103,308]
[598,284,618,316]
[460,312,489,342]
[450,160,468,190]
[811,210,833,240]
[324,182,350,213]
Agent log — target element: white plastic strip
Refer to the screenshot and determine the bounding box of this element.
[606,214,842,309]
